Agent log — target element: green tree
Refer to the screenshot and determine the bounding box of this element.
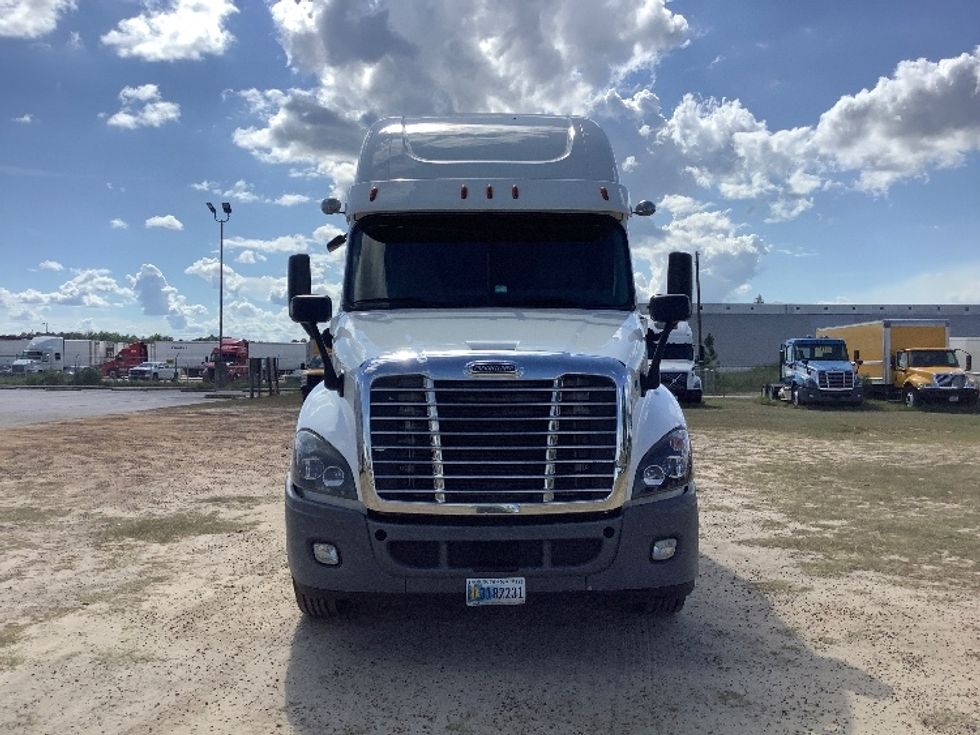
[702,333,719,368]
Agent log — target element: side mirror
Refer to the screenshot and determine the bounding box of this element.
[666,251,693,299]
[649,294,691,323]
[853,349,861,362]
[633,200,656,217]
[967,354,973,371]
[321,198,343,215]
[890,356,897,369]
[288,254,312,303]
[289,295,332,324]
[326,234,347,253]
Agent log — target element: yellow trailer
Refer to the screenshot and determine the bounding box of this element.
[816,320,977,406]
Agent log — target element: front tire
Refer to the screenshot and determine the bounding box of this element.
[904,387,918,408]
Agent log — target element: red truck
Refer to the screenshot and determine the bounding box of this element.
[101,341,148,378]
[202,338,249,381]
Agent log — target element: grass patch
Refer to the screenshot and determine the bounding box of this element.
[100,512,253,545]
[688,400,980,588]
[703,364,778,395]
[751,579,812,596]
[920,708,978,734]
[93,646,156,667]
[0,506,70,524]
[79,573,170,608]
[0,624,25,670]
[195,494,268,508]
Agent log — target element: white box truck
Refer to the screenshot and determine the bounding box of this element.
[283,115,697,617]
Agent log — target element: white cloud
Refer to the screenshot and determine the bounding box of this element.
[105,84,180,129]
[128,263,207,330]
[235,250,267,265]
[813,47,980,192]
[842,263,980,304]
[650,48,980,218]
[38,260,64,272]
[101,0,238,62]
[5,268,133,308]
[191,179,218,192]
[223,233,312,253]
[223,179,261,203]
[275,193,312,207]
[145,214,184,230]
[110,218,129,229]
[631,195,770,301]
[0,0,76,39]
[12,113,34,124]
[185,258,288,305]
[235,1,691,185]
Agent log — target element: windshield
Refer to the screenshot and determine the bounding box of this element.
[793,342,848,361]
[909,350,959,368]
[344,214,635,311]
[663,343,694,361]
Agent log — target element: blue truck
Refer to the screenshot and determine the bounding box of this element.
[764,337,863,406]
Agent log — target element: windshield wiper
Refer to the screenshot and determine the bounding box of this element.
[500,298,591,308]
[348,297,443,309]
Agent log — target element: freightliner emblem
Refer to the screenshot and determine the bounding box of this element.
[465,360,521,377]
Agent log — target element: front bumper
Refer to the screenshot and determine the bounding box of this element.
[799,386,863,404]
[285,479,698,597]
[915,386,979,404]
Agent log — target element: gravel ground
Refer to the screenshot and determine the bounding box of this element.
[0,398,976,734]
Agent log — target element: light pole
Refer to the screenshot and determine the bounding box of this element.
[206,201,232,387]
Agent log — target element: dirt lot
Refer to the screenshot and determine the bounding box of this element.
[1,396,977,734]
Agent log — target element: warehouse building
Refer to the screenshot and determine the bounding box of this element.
[694,303,980,368]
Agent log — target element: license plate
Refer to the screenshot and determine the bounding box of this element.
[949,395,960,402]
[466,577,526,606]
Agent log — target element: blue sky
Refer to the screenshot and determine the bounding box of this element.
[1,0,978,340]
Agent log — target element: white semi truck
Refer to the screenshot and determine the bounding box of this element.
[11,336,65,373]
[658,321,702,403]
[283,115,697,617]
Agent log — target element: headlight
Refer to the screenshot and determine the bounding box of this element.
[292,429,357,501]
[633,427,692,500]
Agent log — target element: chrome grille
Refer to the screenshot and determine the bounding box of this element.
[935,374,965,388]
[817,370,855,390]
[369,374,618,504]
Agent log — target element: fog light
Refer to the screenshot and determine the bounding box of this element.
[312,542,340,566]
[651,538,677,561]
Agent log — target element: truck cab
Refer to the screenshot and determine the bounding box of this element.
[283,115,697,617]
[11,336,64,374]
[893,348,977,407]
[657,321,702,403]
[770,337,863,406]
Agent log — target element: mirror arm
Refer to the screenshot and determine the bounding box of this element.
[642,321,677,395]
[300,321,343,395]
